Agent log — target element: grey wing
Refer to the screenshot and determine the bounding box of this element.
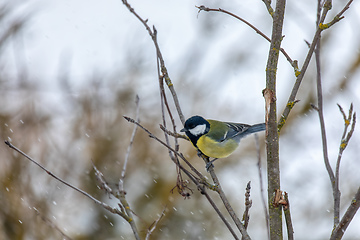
[221,122,251,141]
[223,122,266,142]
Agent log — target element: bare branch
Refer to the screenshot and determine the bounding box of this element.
[121,0,185,124]
[255,134,270,240]
[4,141,132,221]
[145,206,166,240]
[206,158,251,240]
[119,95,140,191]
[264,0,286,238]
[156,58,189,198]
[242,181,252,235]
[321,0,354,29]
[261,0,274,17]
[201,187,240,240]
[334,104,356,226]
[313,0,356,230]
[117,95,141,239]
[330,187,360,240]
[123,116,204,181]
[279,0,354,131]
[33,207,73,240]
[196,5,299,73]
[92,165,143,230]
[313,5,337,224]
[159,124,188,140]
[93,163,113,196]
[123,116,240,239]
[283,192,294,240]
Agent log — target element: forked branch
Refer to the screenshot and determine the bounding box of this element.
[196,5,299,73]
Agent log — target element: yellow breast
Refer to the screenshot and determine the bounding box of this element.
[196,135,239,158]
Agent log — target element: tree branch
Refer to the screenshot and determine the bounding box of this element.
[255,134,270,239]
[334,104,356,225]
[4,141,135,225]
[330,187,360,240]
[119,95,140,191]
[196,5,299,73]
[314,0,336,190]
[145,206,166,240]
[264,0,286,238]
[279,0,354,131]
[123,116,241,239]
[261,0,275,17]
[242,181,252,238]
[283,192,294,240]
[118,95,141,239]
[121,0,185,124]
[206,161,251,239]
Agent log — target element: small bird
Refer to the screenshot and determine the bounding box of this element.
[180,115,265,167]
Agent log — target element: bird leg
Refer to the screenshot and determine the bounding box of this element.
[196,150,218,171]
[206,158,218,172]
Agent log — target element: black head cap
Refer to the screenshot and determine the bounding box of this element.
[181,115,209,132]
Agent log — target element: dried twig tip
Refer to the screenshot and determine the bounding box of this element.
[310,103,319,111]
[123,116,134,123]
[196,5,208,12]
[4,140,11,146]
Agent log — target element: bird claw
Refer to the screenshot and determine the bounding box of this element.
[205,161,214,172]
[196,150,217,171]
[205,158,218,172]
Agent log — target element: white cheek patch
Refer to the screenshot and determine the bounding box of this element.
[189,124,207,136]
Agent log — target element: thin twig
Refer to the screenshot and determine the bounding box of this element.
[201,187,240,240]
[145,206,166,240]
[313,0,357,230]
[124,116,208,185]
[121,0,185,124]
[315,0,335,187]
[255,134,270,240]
[93,163,113,196]
[313,1,338,225]
[159,124,188,140]
[118,95,141,240]
[261,0,274,17]
[156,51,189,197]
[206,160,251,240]
[129,116,198,177]
[330,187,360,240]
[196,6,299,73]
[334,104,356,226]
[279,0,354,131]
[242,181,252,235]
[33,207,73,240]
[4,141,131,221]
[283,192,294,240]
[123,116,240,238]
[321,0,354,29]
[119,95,140,191]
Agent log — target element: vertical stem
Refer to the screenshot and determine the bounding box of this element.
[255,134,270,239]
[265,0,286,239]
[314,0,338,227]
[330,187,360,240]
[207,165,251,239]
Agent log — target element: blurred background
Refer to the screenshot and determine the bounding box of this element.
[1,0,360,239]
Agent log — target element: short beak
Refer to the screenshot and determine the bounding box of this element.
[180,128,186,132]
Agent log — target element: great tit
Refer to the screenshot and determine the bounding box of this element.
[180,115,265,161]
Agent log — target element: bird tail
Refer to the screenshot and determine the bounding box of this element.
[246,123,266,134]
[232,123,266,142]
